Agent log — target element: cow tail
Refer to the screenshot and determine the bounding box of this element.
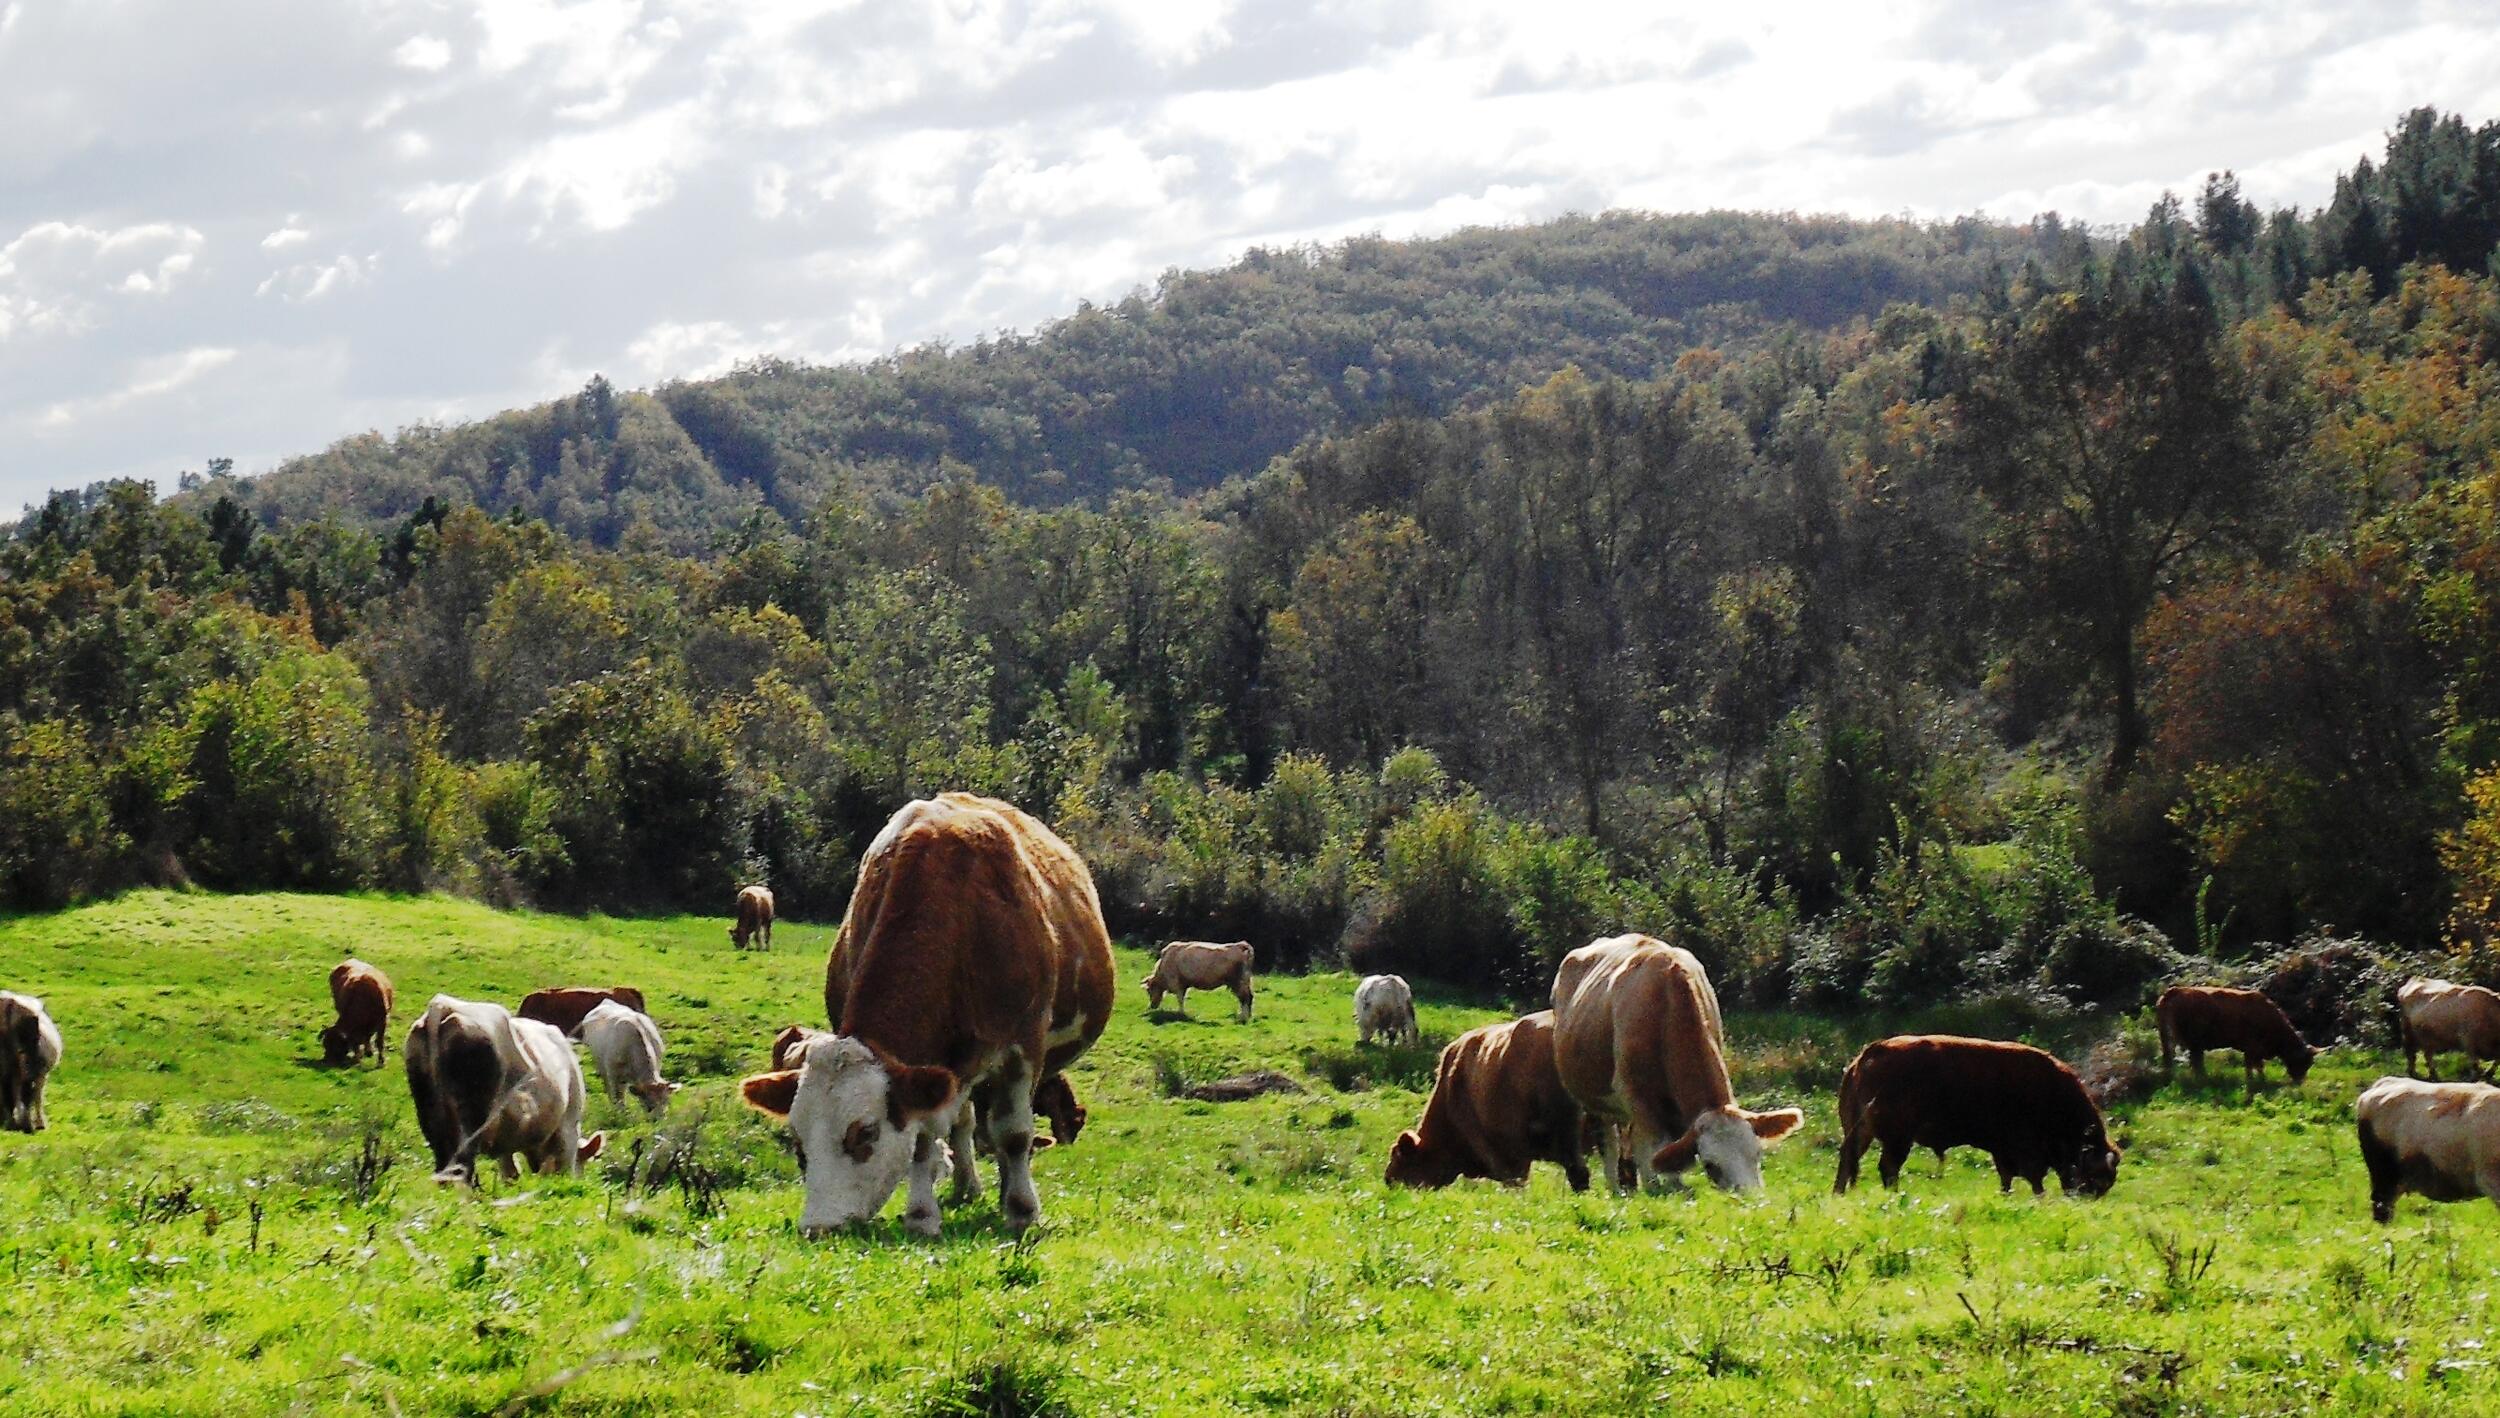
[2155,999,2173,1068]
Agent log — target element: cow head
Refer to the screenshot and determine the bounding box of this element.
[1141,977,1166,1011]
[1384,1130,1459,1189]
[2067,1130,2121,1197]
[319,1022,356,1064]
[740,1034,958,1236]
[1649,1105,1804,1194]
[2285,1042,2317,1085]
[632,1079,682,1116]
[728,922,749,949]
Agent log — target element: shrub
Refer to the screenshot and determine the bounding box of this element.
[0,716,126,907]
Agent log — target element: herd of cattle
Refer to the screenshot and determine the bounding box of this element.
[8,794,2500,1235]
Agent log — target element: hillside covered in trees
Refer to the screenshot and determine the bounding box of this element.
[11,109,2500,1014]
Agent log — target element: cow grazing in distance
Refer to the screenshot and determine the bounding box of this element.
[1144,940,1256,1022]
[322,959,396,1067]
[0,992,63,1135]
[744,793,1114,1236]
[1387,1011,1591,1191]
[2356,1075,2500,1221]
[406,995,603,1185]
[2156,985,2315,1091]
[2396,978,2500,1081]
[580,1001,680,1116]
[1356,974,1419,1047]
[1834,1035,2120,1197]
[517,986,648,1039]
[1551,934,1802,1193]
[732,884,776,951]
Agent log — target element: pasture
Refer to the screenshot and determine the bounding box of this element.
[0,892,2495,1415]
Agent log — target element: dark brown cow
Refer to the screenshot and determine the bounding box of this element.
[732,884,775,951]
[1834,1036,2120,1197]
[516,986,648,1038]
[1387,1011,1591,1191]
[2155,985,2315,1090]
[321,959,396,1067]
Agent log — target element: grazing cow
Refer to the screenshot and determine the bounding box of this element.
[580,1001,680,1116]
[1551,934,1802,1193]
[732,884,776,951]
[1834,1036,2120,1197]
[405,995,603,1186]
[517,986,649,1039]
[2396,978,2500,1081]
[743,793,1114,1236]
[1387,1011,1591,1191]
[2356,1075,2500,1221]
[322,959,395,1067]
[2156,985,2315,1090]
[1144,940,1256,1022]
[1356,974,1419,1047]
[0,992,63,1135]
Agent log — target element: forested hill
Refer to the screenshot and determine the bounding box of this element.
[205,210,2072,546]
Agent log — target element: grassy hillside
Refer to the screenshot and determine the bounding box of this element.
[0,892,2493,1414]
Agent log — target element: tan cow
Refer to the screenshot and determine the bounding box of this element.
[2397,978,2500,1081]
[2155,985,2314,1091]
[321,959,395,1067]
[1144,940,1255,1022]
[2356,1075,2500,1221]
[732,884,776,951]
[1551,934,1801,1193]
[405,995,603,1186]
[743,793,1114,1236]
[0,992,63,1134]
[1387,1011,1591,1190]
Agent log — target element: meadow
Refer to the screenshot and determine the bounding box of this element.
[0,892,2495,1415]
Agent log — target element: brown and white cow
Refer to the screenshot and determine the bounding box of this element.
[1356,974,1419,1047]
[1387,1011,1591,1191]
[517,986,648,1039]
[2156,985,2315,1090]
[0,992,63,1135]
[770,1023,823,1073]
[2396,978,2500,1082]
[580,1000,680,1116]
[1834,1036,2120,1197]
[1551,934,1802,1193]
[406,995,603,1186]
[2356,1075,2500,1221]
[321,959,395,1067]
[1144,940,1255,1022]
[732,884,776,951]
[742,793,1114,1236]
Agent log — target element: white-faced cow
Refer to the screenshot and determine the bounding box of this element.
[406,995,603,1186]
[2396,978,2500,1082]
[732,884,776,951]
[742,793,1114,1236]
[1356,974,1418,1047]
[0,992,62,1134]
[580,1000,680,1116]
[2357,1075,2500,1221]
[1144,940,1255,1022]
[1551,934,1802,1193]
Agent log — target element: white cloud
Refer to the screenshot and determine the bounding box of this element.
[33,345,236,430]
[392,33,451,72]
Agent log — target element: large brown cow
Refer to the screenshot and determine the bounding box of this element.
[2396,978,2500,1081]
[2356,1075,2500,1221]
[2155,985,2314,1090]
[0,992,63,1135]
[743,793,1114,1236]
[732,884,775,951]
[1834,1036,2120,1197]
[406,995,603,1186]
[1387,1011,1591,1191]
[1551,934,1802,1193]
[517,986,649,1038]
[321,959,395,1067]
[1143,940,1256,1022]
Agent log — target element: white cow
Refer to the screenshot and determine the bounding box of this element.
[2357,1075,2500,1221]
[1355,974,1418,1046]
[1,992,63,1134]
[580,1000,681,1116]
[2396,978,2500,1081]
[405,995,603,1185]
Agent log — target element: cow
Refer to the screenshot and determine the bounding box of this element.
[2356,1075,2500,1221]
[732,884,776,951]
[1386,1011,1591,1191]
[1144,940,1256,1022]
[1356,974,1419,1047]
[517,986,649,1039]
[321,959,396,1067]
[2155,985,2315,1091]
[1550,934,1802,1194]
[0,992,62,1135]
[2396,978,2500,1082]
[742,793,1114,1236]
[580,1000,680,1116]
[405,995,604,1186]
[1833,1035,2120,1197]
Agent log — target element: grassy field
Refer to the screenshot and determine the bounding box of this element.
[0,891,2495,1415]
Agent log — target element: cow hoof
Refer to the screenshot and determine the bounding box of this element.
[432,1166,473,1187]
[905,1205,942,1238]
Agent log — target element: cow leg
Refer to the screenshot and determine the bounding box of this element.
[1877,1138,1912,1189]
[1834,1128,1866,1195]
[986,1057,1043,1233]
[948,1098,981,1202]
[2423,1048,2440,1083]
[1174,988,1188,1017]
[905,1130,946,1237]
[2358,1119,2401,1224]
[2188,1048,2204,1078]
[1595,1121,1628,1195]
[1235,983,1253,1024]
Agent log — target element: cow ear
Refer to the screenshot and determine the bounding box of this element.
[740,1070,802,1120]
[1651,1129,1701,1173]
[1746,1107,1804,1143]
[1391,1131,1420,1160]
[885,1063,959,1126]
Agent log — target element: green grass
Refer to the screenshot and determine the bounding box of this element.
[1,890,2496,1414]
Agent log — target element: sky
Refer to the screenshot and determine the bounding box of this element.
[4,0,2499,513]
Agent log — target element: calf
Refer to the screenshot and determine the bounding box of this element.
[773,1023,1086,1146]
[406,995,603,1185]
[2396,978,2500,1081]
[2356,1075,2500,1221]
[2156,985,2314,1090]
[321,959,395,1067]
[1834,1035,2120,1197]
[0,992,63,1135]
[580,1001,680,1116]
[1356,974,1419,1047]
[517,986,648,1039]
[1387,1011,1590,1191]
[1144,940,1255,1022]
[732,884,775,951]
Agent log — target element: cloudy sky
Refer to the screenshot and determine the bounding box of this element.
[3,0,2498,512]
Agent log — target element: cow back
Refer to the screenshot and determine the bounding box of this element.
[1551,935,1735,1121]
